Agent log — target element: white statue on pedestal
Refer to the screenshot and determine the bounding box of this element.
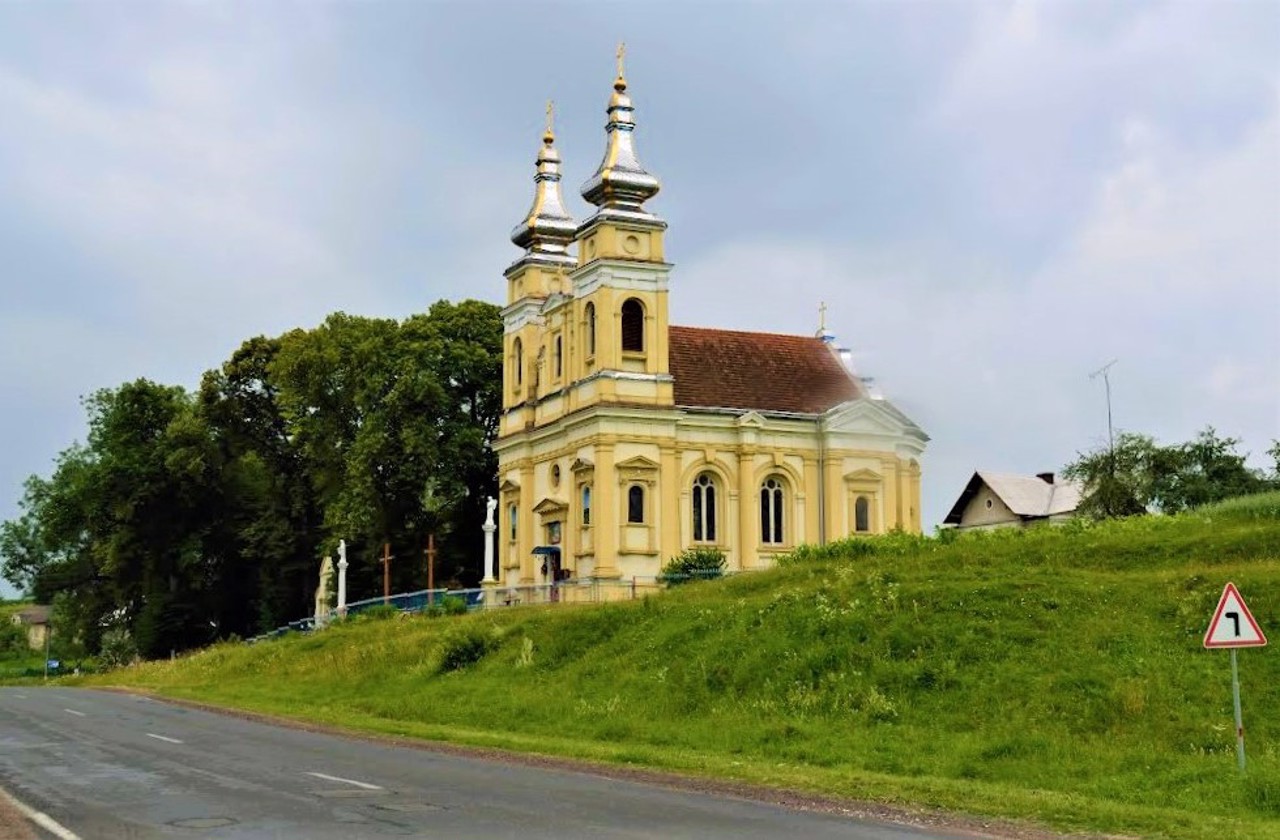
[337,539,349,616]
[482,497,498,585]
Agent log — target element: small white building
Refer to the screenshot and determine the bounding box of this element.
[10,605,50,651]
[943,471,1082,530]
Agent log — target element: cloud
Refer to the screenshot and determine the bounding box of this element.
[0,0,1276,600]
[674,99,1278,526]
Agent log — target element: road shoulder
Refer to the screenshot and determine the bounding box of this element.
[0,784,51,840]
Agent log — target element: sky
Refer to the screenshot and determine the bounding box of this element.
[1,1,1277,599]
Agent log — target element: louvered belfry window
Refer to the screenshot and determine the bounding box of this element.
[621,298,644,352]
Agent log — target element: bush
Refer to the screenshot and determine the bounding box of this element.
[0,621,29,656]
[425,595,468,617]
[661,548,727,585]
[98,628,138,668]
[357,604,401,622]
[437,626,496,672]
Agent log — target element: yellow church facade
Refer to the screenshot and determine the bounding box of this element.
[493,59,928,586]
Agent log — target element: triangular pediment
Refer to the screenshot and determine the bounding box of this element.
[499,478,521,493]
[543,291,571,312]
[616,455,660,471]
[736,411,766,429]
[570,457,595,473]
[844,468,883,483]
[823,399,903,436]
[532,497,568,515]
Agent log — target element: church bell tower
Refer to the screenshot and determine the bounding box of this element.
[568,45,674,409]
[501,103,578,432]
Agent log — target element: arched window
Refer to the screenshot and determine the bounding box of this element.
[627,485,645,524]
[621,298,644,352]
[581,485,592,526]
[760,477,785,544]
[508,504,518,541]
[585,303,597,357]
[512,338,524,387]
[554,335,563,379]
[692,473,717,542]
[855,496,870,533]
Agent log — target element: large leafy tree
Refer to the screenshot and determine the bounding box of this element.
[1065,427,1276,519]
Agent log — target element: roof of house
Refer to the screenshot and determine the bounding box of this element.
[13,605,51,625]
[944,471,1083,525]
[668,326,863,414]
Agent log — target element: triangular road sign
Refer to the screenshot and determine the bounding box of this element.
[1204,582,1267,649]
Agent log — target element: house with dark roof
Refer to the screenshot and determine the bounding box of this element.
[943,472,1082,530]
[491,59,928,585]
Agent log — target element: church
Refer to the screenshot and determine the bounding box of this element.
[493,55,928,587]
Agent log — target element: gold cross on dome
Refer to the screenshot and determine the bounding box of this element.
[616,41,626,79]
[545,99,554,134]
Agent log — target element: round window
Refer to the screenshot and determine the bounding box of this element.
[551,464,561,486]
[985,498,993,509]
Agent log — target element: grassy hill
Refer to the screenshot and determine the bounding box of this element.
[88,493,1280,839]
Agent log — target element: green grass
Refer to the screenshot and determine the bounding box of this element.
[85,493,1280,839]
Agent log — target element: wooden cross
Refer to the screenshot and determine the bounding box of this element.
[424,534,436,603]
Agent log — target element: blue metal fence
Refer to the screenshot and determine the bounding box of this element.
[246,570,734,644]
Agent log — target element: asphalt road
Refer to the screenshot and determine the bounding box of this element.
[0,687,972,839]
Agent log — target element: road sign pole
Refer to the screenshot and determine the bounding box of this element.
[1231,648,1245,771]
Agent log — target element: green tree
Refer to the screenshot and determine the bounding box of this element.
[1065,427,1273,519]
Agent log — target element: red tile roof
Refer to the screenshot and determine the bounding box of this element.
[669,326,863,414]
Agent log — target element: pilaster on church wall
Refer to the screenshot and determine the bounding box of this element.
[877,457,900,531]
[651,292,670,377]
[802,455,822,545]
[658,446,680,567]
[517,462,536,583]
[593,444,618,577]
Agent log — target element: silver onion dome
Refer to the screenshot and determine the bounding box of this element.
[511,104,578,258]
[580,52,661,214]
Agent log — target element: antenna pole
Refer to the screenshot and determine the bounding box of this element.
[1089,359,1119,473]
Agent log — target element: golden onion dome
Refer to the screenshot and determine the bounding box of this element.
[580,44,661,215]
[511,101,578,258]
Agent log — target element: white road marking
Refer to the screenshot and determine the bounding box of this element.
[62,709,86,717]
[145,733,184,744]
[0,784,82,840]
[303,771,383,791]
